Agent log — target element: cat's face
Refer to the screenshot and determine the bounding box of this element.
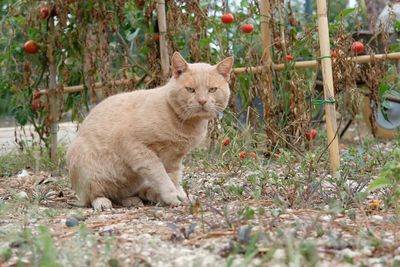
[168,52,233,120]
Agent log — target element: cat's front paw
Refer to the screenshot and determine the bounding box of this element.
[177,186,189,204]
[92,197,113,211]
[121,196,144,207]
[161,192,185,206]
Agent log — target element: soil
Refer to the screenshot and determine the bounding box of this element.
[0,163,399,267]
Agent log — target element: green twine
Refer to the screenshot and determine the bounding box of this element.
[311,99,336,105]
[317,56,332,60]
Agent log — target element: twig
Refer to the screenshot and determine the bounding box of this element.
[113,28,153,78]
[265,124,305,157]
[316,116,343,164]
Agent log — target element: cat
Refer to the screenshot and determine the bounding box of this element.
[66,52,233,210]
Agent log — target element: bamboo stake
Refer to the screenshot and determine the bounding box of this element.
[157,0,170,79]
[234,52,400,74]
[316,0,340,175]
[47,16,58,163]
[258,0,278,146]
[40,52,400,94]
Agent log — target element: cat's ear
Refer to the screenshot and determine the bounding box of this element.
[171,52,188,78]
[216,56,234,81]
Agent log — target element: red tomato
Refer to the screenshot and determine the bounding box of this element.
[351,41,365,54]
[33,90,42,99]
[250,152,256,158]
[331,51,337,58]
[241,24,254,34]
[222,138,230,146]
[24,40,39,54]
[40,6,50,19]
[286,55,294,61]
[305,129,317,140]
[239,152,246,159]
[221,13,234,24]
[31,99,44,112]
[153,33,160,42]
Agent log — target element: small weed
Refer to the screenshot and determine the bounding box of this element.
[0,145,67,176]
[369,138,400,210]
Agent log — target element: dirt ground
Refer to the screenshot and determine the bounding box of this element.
[0,161,399,267]
[0,117,399,266]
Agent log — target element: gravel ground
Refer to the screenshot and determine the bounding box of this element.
[0,159,399,267]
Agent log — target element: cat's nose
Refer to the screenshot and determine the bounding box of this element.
[198,99,207,106]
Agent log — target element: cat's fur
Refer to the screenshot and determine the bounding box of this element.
[66,52,233,210]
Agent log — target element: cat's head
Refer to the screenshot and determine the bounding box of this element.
[167,52,233,120]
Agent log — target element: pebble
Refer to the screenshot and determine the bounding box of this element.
[339,248,360,259]
[361,246,373,256]
[17,169,29,178]
[370,215,384,223]
[272,248,286,261]
[15,191,28,200]
[320,215,331,222]
[65,217,79,227]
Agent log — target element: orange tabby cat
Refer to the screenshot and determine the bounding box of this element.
[67,52,233,210]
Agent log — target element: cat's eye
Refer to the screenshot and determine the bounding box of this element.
[185,87,196,93]
[208,87,218,93]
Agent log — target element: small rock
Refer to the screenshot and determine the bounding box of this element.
[17,169,30,178]
[338,248,360,259]
[100,225,114,236]
[272,248,286,261]
[320,215,331,222]
[15,191,28,200]
[361,246,373,256]
[65,217,79,227]
[370,215,384,223]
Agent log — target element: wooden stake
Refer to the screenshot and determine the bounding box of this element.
[47,16,58,163]
[157,0,170,79]
[258,0,278,146]
[316,0,340,175]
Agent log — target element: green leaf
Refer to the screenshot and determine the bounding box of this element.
[199,37,212,48]
[395,20,400,33]
[13,106,28,126]
[38,226,58,267]
[126,28,140,42]
[379,83,391,97]
[336,8,355,20]
[368,176,392,191]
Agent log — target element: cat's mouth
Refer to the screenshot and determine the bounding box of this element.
[197,105,211,113]
[194,106,218,119]
[186,105,213,119]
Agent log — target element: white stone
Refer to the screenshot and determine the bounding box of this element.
[15,191,28,199]
[339,248,360,259]
[17,169,29,178]
[370,215,384,223]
